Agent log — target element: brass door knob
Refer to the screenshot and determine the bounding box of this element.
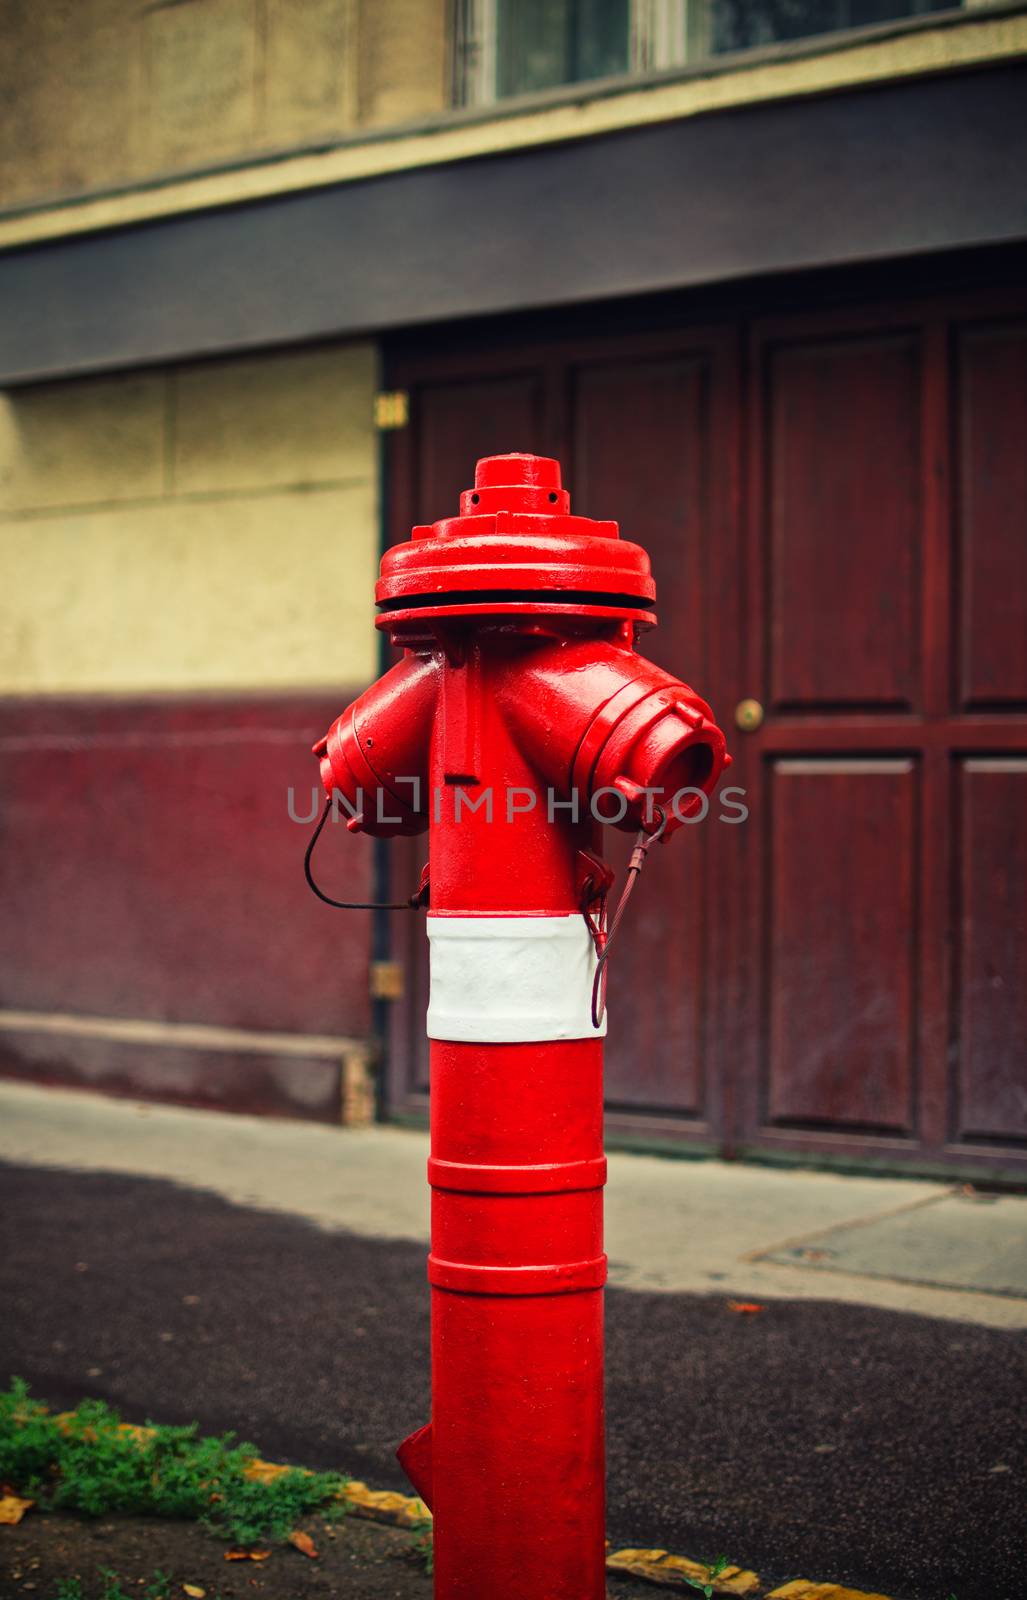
[735,698,764,733]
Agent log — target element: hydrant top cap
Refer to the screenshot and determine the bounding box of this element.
[474,453,561,490]
[460,453,570,518]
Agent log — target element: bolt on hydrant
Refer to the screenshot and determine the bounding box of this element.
[308,454,729,1599]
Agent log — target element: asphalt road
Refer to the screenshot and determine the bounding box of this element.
[1,1163,1024,1600]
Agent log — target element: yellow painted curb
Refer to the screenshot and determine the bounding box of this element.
[237,1453,431,1529]
[606,1547,760,1593]
[764,1585,895,1600]
[340,1480,431,1529]
[46,1412,897,1597]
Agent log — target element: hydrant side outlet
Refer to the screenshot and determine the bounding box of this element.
[312,453,728,1599]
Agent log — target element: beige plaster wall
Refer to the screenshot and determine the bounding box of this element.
[0,342,381,692]
[0,0,449,210]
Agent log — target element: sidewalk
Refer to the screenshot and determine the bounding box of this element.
[0,1080,1023,1329]
[1,1080,1024,1599]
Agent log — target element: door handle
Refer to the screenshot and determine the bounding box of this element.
[734,698,764,733]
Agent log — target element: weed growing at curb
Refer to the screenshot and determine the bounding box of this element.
[54,1572,181,1600]
[0,1379,347,1548]
[53,1573,226,1600]
[411,1515,434,1576]
[680,1554,729,1598]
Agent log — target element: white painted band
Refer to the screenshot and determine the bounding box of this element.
[426,915,607,1043]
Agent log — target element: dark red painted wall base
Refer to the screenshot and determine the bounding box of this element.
[0,692,372,1121]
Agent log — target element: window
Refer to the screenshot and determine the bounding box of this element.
[495,0,631,97]
[711,0,951,54]
[453,0,957,105]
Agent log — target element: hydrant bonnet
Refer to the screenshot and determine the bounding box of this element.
[316,453,728,838]
[375,453,658,637]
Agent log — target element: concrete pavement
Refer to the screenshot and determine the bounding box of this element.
[0,1080,1024,1329]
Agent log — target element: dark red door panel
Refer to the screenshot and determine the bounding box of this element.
[956,322,1027,711]
[413,374,549,527]
[569,351,728,1120]
[765,335,922,713]
[954,759,1027,1146]
[762,758,917,1137]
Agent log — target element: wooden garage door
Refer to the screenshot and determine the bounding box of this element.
[734,299,1027,1173]
[384,291,1027,1176]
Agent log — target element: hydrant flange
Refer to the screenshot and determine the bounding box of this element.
[376,453,657,635]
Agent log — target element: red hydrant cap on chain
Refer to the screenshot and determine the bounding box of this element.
[375,452,656,635]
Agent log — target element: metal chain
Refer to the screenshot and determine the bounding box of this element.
[583,807,668,1029]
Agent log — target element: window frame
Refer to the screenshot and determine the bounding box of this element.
[451,0,972,108]
[452,0,696,108]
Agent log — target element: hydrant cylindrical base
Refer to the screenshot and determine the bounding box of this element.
[429,1037,607,1600]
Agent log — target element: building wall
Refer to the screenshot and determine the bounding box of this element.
[3,4,1025,251]
[2,0,1024,1134]
[0,340,382,1119]
[0,0,449,211]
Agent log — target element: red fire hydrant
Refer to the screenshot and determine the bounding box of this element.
[311,454,728,1599]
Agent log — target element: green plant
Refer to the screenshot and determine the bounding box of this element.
[52,1573,206,1600]
[0,1379,347,1547]
[411,1516,434,1576]
[51,1577,129,1600]
[682,1554,729,1598]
